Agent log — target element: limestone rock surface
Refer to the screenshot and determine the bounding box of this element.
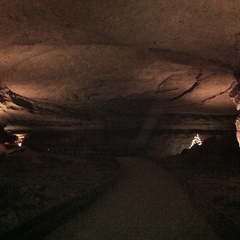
[0,0,239,131]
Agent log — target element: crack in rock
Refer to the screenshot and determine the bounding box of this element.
[157,88,179,93]
[166,82,199,101]
[158,72,203,102]
[230,82,240,102]
[7,89,35,113]
[157,74,184,90]
[161,71,231,103]
[195,71,203,81]
[197,73,217,81]
[0,86,106,123]
[202,82,236,103]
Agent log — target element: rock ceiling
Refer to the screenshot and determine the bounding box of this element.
[0,0,240,130]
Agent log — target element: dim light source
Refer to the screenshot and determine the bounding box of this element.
[14,134,26,147]
[189,134,202,149]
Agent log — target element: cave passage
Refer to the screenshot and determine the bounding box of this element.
[43,157,219,240]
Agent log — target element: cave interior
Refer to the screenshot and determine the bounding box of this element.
[1,1,240,239]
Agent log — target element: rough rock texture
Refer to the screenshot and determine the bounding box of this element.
[0,49,237,130]
[1,0,240,68]
[230,82,240,145]
[0,149,120,234]
[0,0,239,131]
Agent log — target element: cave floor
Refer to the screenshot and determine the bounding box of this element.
[0,148,120,236]
[43,157,219,240]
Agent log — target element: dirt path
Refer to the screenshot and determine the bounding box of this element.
[44,157,219,240]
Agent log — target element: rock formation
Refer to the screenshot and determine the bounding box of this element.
[0,0,239,137]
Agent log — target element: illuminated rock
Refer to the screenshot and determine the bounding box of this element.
[0,1,239,132]
[189,134,202,149]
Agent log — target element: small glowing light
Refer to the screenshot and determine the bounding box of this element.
[14,134,26,148]
[189,134,202,149]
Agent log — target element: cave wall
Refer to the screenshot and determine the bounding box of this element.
[0,0,239,138]
[0,49,237,131]
[1,0,240,67]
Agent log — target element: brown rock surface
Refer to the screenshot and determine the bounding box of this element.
[0,0,239,131]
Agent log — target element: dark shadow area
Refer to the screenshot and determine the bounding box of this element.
[161,132,240,240]
[1,127,240,239]
[0,129,121,238]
